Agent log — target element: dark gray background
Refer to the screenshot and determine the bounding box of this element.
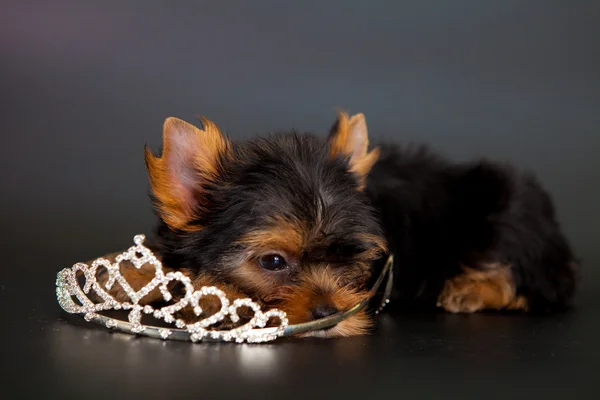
[1,1,599,399]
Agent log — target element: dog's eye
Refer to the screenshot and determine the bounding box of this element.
[258,254,288,271]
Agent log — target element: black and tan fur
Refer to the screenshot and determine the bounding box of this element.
[101,112,579,337]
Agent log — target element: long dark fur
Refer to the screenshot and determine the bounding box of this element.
[149,132,384,277]
[138,113,579,337]
[367,143,579,313]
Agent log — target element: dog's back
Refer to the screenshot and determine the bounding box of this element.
[366,142,579,313]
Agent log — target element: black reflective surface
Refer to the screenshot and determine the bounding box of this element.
[2,1,599,398]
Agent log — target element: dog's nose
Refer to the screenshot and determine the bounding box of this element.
[311,304,339,320]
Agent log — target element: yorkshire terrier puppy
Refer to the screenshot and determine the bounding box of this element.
[102,112,579,337]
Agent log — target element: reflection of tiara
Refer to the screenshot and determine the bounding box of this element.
[56,234,393,343]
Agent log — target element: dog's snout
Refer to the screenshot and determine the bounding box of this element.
[311,304,339,320]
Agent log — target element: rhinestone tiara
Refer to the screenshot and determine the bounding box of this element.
[56,234,394,343]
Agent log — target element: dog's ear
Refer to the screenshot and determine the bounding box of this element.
[328,112,379,189]
[144,117,231,231]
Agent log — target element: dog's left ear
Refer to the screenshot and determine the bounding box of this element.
[144,117,231,231]
[328,112,380,189]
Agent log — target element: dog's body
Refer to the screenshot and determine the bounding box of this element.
[107,112,579,337]
[367,143,578,314]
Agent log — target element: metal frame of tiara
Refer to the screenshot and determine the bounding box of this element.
[56,234,394,343]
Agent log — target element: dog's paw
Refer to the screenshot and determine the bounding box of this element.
[436,276,484,313]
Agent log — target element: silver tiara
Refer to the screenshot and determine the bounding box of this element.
[55,234,394,343]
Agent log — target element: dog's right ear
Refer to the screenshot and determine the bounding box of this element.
[328,112,379,189]
[144,117,231,231]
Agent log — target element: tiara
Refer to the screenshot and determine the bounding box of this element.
[56,234,393,343]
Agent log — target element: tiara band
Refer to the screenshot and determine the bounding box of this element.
[56,234,393,343]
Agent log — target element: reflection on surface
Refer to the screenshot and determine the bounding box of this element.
[44,309,587,398]
[48,317,375,397]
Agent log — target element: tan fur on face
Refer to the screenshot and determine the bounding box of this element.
[354,232,389,260]
[229,216,304,302]
[236,216,386,263]
[235,215,305,257]
[145,117,231,231]
[328,112,380,189]
[230,223,375,337]
[231,218,385,303]
[275,268,373,337]
[228,257,293,303]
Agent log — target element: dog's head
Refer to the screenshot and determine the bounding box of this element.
[145,113,387,337]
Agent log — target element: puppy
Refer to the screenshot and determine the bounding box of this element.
[103,112,579,337]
